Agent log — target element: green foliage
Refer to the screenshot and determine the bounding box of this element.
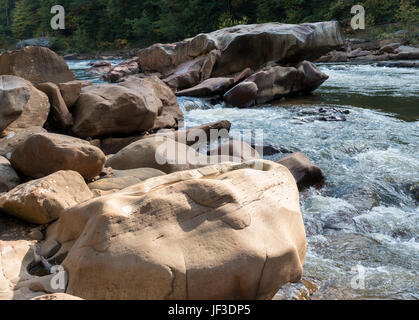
[0,0,418,52]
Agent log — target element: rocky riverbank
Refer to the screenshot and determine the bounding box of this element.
[0,21,368,300]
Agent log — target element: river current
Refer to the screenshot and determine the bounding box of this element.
[68,60,419,300]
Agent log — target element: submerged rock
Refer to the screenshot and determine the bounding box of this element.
[277,152,325,190]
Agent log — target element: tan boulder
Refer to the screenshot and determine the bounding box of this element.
[138,22,343,77]
[0,126,47,158]
[0,46,76,85]
[0,156,20,193]
[10,133,106,180]
[0,170,93,224]
[211,22,344,77]
[119,76,184,131]
[36,82,73,129]
[0,75,50,136]
[71,83,158,138]
[277,152,325,190]
[58,80,82,108]
[105,136,209,173]
[42,160,306,300]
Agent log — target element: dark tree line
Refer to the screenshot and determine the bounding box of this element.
[0,0,418,52]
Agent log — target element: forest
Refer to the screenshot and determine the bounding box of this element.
[1,0,418,53]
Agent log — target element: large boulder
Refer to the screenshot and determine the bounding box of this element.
[10,133,106,180]
[0,170,93,224]
[0,126,47,158]
[106,136,209,173]
[41,160,306,300]
[0,46,76,85]
[119,76,184,131]
[36,82,73,129]
[71,83,158,138]
[0,75,50,136]
[138,22,344,77]
[246,61,328,104]
[0,156,20,193]
[277,152,325,190]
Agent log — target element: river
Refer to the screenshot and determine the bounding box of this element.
[68,60,419,300]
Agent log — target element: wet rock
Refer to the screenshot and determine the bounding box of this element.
[0,46,76,85]
[43,160,306,300]
[277,152,325,190]
[251,144,292,156]
[11,133,106,180]
[0,170,93,224]
[296,107,349,122]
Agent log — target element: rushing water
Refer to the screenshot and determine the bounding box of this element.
[69,60,419,300]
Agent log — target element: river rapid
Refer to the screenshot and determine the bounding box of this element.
[68,60,419,300]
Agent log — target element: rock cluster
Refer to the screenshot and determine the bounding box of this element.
[0,21,344,300]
